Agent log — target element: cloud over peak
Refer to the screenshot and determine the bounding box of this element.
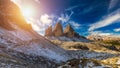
[89,31,112,36]
[40,14,52,25]
[69,21,81,29]
[114,28,120,32]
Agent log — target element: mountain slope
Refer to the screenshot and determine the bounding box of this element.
[0,0,72,67]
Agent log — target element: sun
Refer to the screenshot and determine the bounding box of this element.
[22,6,35,18]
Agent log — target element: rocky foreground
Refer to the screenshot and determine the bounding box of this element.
[51,40,120,68]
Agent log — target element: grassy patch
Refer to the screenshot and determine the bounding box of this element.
[69,44,89,50]
[102,40,120,46]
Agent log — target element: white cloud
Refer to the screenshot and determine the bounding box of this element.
[108,0,119,11]
[66,5,80,11]
[114,28,120,32]
[26,18,42,31]
[89,10,120,31]
[11,0,76,35]
[40,14,52,25]
[69,21,81,29]
[98,33,111,36]
[11,0,46,36]
[58,11,74,23]
[89,31,111,36]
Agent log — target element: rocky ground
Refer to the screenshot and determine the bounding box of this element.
[51,40,120,68]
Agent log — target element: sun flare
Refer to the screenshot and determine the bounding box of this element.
[22,7,35,18]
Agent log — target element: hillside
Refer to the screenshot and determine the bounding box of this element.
[51,40,120,68]
[0,0,72,67]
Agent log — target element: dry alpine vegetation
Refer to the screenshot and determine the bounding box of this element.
[51,39,120,68]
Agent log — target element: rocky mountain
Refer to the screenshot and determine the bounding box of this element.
[64,24,82,38]
[45,26,53,36]
[45,22,89,42]
[53,22,63,36]
[0,0,73,67]
[63,24,75,38]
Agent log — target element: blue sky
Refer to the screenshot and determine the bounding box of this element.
[11,0,120,36]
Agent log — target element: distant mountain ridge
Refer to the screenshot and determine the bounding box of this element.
[87,34,120,41]
[45,22,89,42]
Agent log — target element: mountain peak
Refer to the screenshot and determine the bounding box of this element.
[53,22,63,36]
[45,23,85,38]
[45,26,53,36]
[63,24,75,38]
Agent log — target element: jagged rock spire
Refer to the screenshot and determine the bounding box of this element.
[53,22,63,36]
[64,24,75,38]
[64,24,82,38]
[45,26,53,36]
[44,23,84,38]
[64,24,74,37]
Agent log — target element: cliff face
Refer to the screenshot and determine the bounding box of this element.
[45,23,88,42]
[64,24,74,38]
[45,26,53,36]
[63,24,81,38]
[53,22,63,36]
[45,23,84,38]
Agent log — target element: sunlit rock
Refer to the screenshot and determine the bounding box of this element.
[45,26,53,36]
[53,22,63,36]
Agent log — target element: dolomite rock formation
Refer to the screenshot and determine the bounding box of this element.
[53,22,63,36]
[45,26,53,36]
